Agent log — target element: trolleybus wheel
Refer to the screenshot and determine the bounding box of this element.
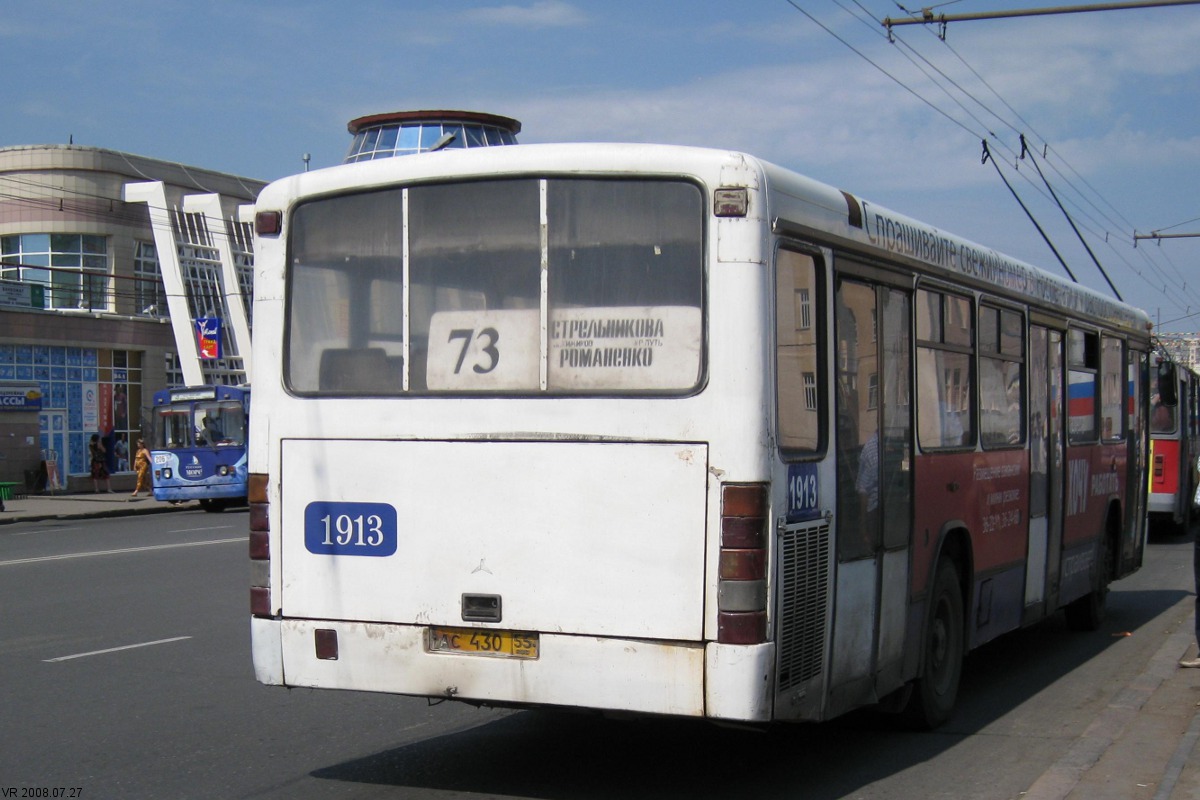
[1065,530,1110,632]
[903,559,964,729]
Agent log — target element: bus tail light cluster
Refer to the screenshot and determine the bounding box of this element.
[718,483,768,644]
[249,473,272,618]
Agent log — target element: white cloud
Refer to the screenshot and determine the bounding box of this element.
[459,1,589,28]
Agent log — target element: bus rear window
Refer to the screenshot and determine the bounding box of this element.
[285,178,704,396]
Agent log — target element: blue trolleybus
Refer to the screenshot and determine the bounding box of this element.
[152,384,250,511]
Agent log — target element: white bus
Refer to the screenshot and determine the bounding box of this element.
[248,143,1151,728]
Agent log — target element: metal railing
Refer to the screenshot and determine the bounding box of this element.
[0,264,168,317]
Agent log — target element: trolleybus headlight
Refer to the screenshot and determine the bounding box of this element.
[162,468,172,479]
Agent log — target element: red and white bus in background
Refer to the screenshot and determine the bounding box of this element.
[1149,357,1200,533]
[247,143,1152,728]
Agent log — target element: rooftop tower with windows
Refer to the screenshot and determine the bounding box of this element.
[344,110,522,163]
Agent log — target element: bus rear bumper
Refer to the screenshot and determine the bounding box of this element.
[704,641,775,722]
[1147,492,1179,516]
[154,484,246,502]
[254,618,775,721]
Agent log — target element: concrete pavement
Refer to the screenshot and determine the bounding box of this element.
[0,490,1196,799]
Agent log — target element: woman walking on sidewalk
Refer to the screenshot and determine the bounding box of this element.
[130,439,152,497]
[89,433,112,493]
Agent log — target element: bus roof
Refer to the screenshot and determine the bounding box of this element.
[255,141,1152,337]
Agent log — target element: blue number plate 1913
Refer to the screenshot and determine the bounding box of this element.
[304,501,398,556]
[786,463,821,523]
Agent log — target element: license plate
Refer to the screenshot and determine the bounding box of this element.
[427,626,539,659]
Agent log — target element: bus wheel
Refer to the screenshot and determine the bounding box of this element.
[200,499,226,513]
[1065,533,1110,631]
[903,560,964,729]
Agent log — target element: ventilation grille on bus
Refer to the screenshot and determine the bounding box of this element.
[776,522,830,693]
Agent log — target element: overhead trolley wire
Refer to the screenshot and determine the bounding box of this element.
[792,0,1200,316]
[981,139,1078,282]
[1019,135,1122,300]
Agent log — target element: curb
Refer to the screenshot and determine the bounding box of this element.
[1023,620,1199,800]
[0,500,202,525]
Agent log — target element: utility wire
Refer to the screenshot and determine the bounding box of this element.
[785,0,979,138]
[1019,136,1122,299]
[802,1,1200,317]
[982,140,1078,282]
[881,0,1199,305]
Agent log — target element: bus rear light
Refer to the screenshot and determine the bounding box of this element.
[249,530,269,560]
[722,516,765,549]
[315,629,339,660]
[714,188,748,218]
[719,549,766,581]
[1153,454,1164,479]
[718,611,767,644]
[249,503,269,534]
[249,473,272,617]
[721,483,768,520]
[250,587,272,617]
[255,210,282,235]
[718,483,769,644]
[248,472,269,504]
[249,473,269,533]
[718,579,767,612]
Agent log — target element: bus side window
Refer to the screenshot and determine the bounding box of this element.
[916,288,974,449]
[776,248,822,454]
[1067,329,1099,443]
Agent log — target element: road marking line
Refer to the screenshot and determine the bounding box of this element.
[166,525,236,533]
[0,537,243,567]
[12,526,85,536]
[44,636,193,663]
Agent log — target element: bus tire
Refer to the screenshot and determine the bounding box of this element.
[903,559,964,730]
[1065,531,1110,631]
[200,499,226,513]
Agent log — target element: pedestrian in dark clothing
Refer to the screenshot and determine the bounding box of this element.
[90,433,112,493]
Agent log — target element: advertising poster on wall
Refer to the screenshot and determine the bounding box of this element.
[83,383,98,432]
[197,317,223,360]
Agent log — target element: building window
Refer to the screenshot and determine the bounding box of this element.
[803,372,818,411]
[134,241,167,316]
[1,234,109,311]
[798,287,812,330]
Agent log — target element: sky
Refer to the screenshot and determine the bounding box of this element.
[5,0,1200,332]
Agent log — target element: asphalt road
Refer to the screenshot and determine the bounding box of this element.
[0,511,1194,799]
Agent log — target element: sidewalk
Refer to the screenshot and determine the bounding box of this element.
[1024,619,1200,800]
[0,491,202,523]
